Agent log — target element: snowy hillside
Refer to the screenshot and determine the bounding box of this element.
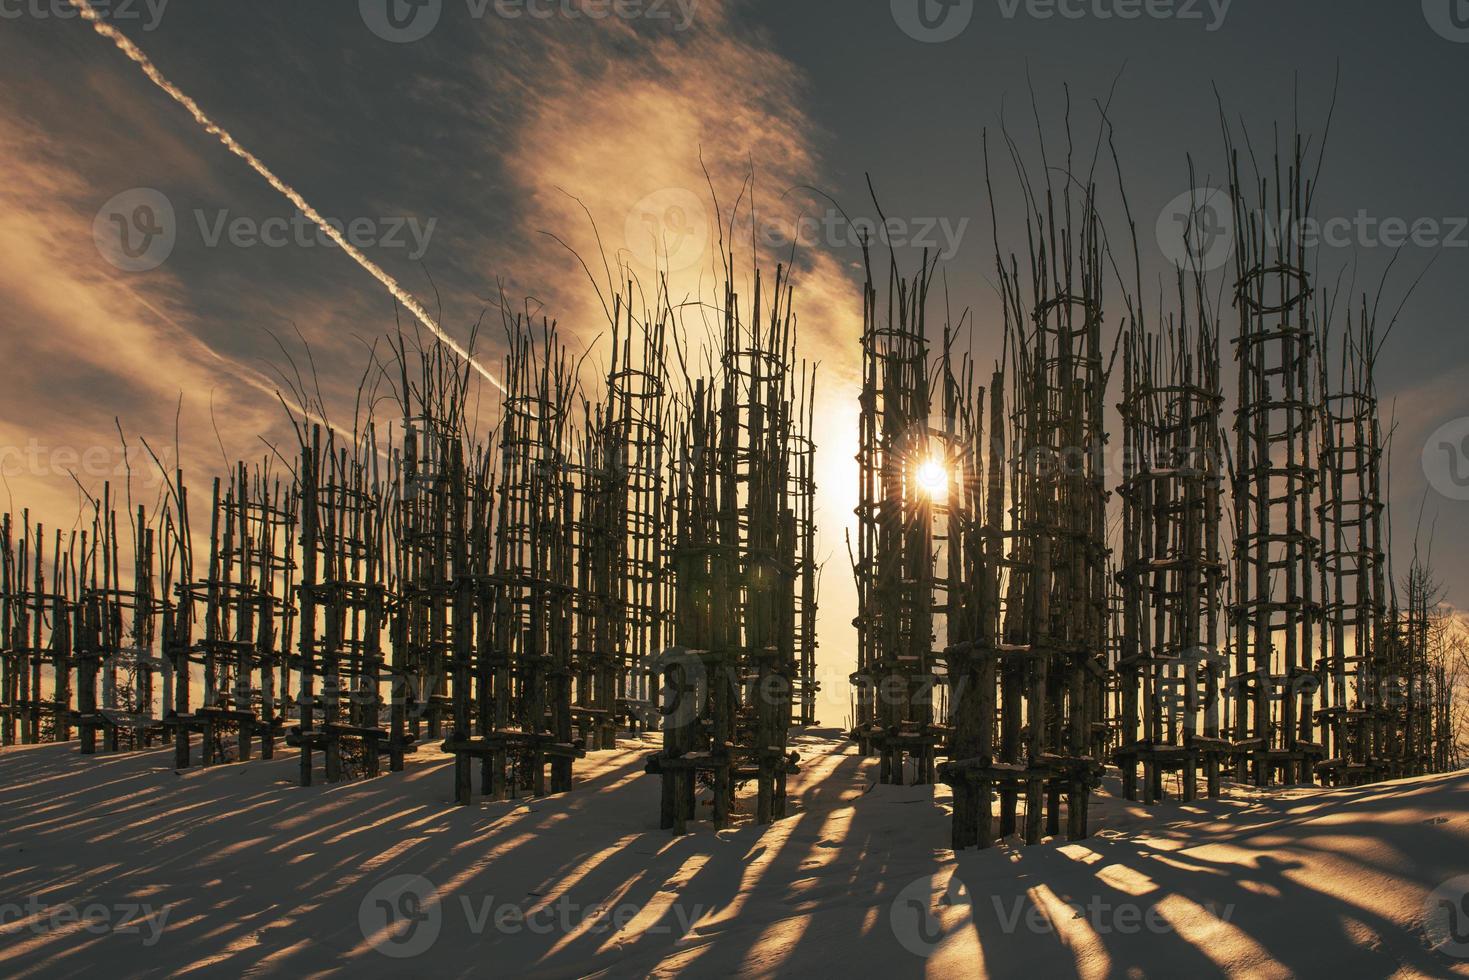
[2,732,1467,978]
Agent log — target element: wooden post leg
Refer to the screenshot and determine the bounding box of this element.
[712,766,729,829]
[490,749,506,801]
[952,783,975,851]
[977,779,993,849]
[454,750,472,806]
[671,772,688,835]
[1023,778,1044,845]
[660,770,676,831]
[1067,779,1088,841]
[1000,787,1018,837]
[673,770,693,835]
[325,738,341,783]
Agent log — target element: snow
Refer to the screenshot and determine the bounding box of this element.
[2,730,1467,978]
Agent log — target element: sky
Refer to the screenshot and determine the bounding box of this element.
[1,0,1465,726]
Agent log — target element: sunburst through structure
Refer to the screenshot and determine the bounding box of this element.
[3,6,1468,977]
[914,457,949,499]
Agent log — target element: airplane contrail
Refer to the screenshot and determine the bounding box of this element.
[68,0,505,392]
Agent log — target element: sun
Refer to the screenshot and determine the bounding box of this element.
[915,458,948,498]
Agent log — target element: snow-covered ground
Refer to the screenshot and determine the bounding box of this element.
[2,730,1467,979]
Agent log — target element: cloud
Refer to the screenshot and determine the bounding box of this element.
[0,110,289,521]
[2,1,869,722]
[453,1,865,721]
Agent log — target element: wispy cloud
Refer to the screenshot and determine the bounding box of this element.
[5,2,869,719]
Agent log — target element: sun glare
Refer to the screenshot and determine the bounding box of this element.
[915,458,948,497]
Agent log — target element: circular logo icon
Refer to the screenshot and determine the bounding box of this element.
[93,188,176,272]
[1422,417,1469,502]
[891,0,975,42]
[624,188,709,273]
[890,872,973,958]
[359,873,442,958]
[1423,0,1469,42]
[631,646,708,732]
[360,0,443,43]
[1425,875,1469,958]
[1156,187,1234,273]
